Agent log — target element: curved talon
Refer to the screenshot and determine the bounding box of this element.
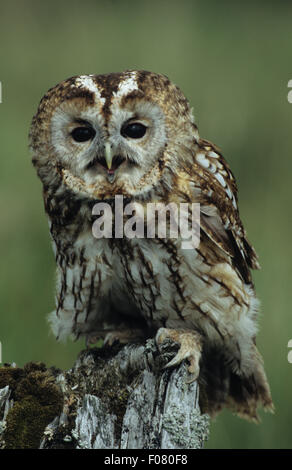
[156,327,202,382]
[104,331,120,346]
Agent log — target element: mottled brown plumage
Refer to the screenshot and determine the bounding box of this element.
[30,70,273,421]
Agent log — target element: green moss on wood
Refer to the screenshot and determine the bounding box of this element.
[0,362,63,449]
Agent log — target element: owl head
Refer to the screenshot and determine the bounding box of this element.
[30,71,198,199]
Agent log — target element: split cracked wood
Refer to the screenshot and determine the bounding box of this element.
[0,339,209,449]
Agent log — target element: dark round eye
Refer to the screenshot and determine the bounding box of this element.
[121,122,147,139]
[71,126,96,142]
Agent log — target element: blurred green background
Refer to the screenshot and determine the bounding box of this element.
[0,0,291,449]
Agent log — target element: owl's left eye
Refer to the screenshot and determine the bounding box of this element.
[71,126,96,142]
[121,122,147,139]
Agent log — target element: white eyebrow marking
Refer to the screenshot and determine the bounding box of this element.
[113,71,139,99]
[74,75,106,105]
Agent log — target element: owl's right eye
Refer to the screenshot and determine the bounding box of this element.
[71,126,96,142]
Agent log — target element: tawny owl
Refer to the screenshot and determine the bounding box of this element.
[29,70,273,421]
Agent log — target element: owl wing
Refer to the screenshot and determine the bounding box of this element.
[187,138,260,284]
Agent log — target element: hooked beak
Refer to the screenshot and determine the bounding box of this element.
[105,142,113,170]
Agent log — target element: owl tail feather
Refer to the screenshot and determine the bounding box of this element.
[199,345,274,422]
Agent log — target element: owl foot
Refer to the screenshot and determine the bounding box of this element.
[156,328,202,383]
[103,328,146,346]
[86,328,146,347]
